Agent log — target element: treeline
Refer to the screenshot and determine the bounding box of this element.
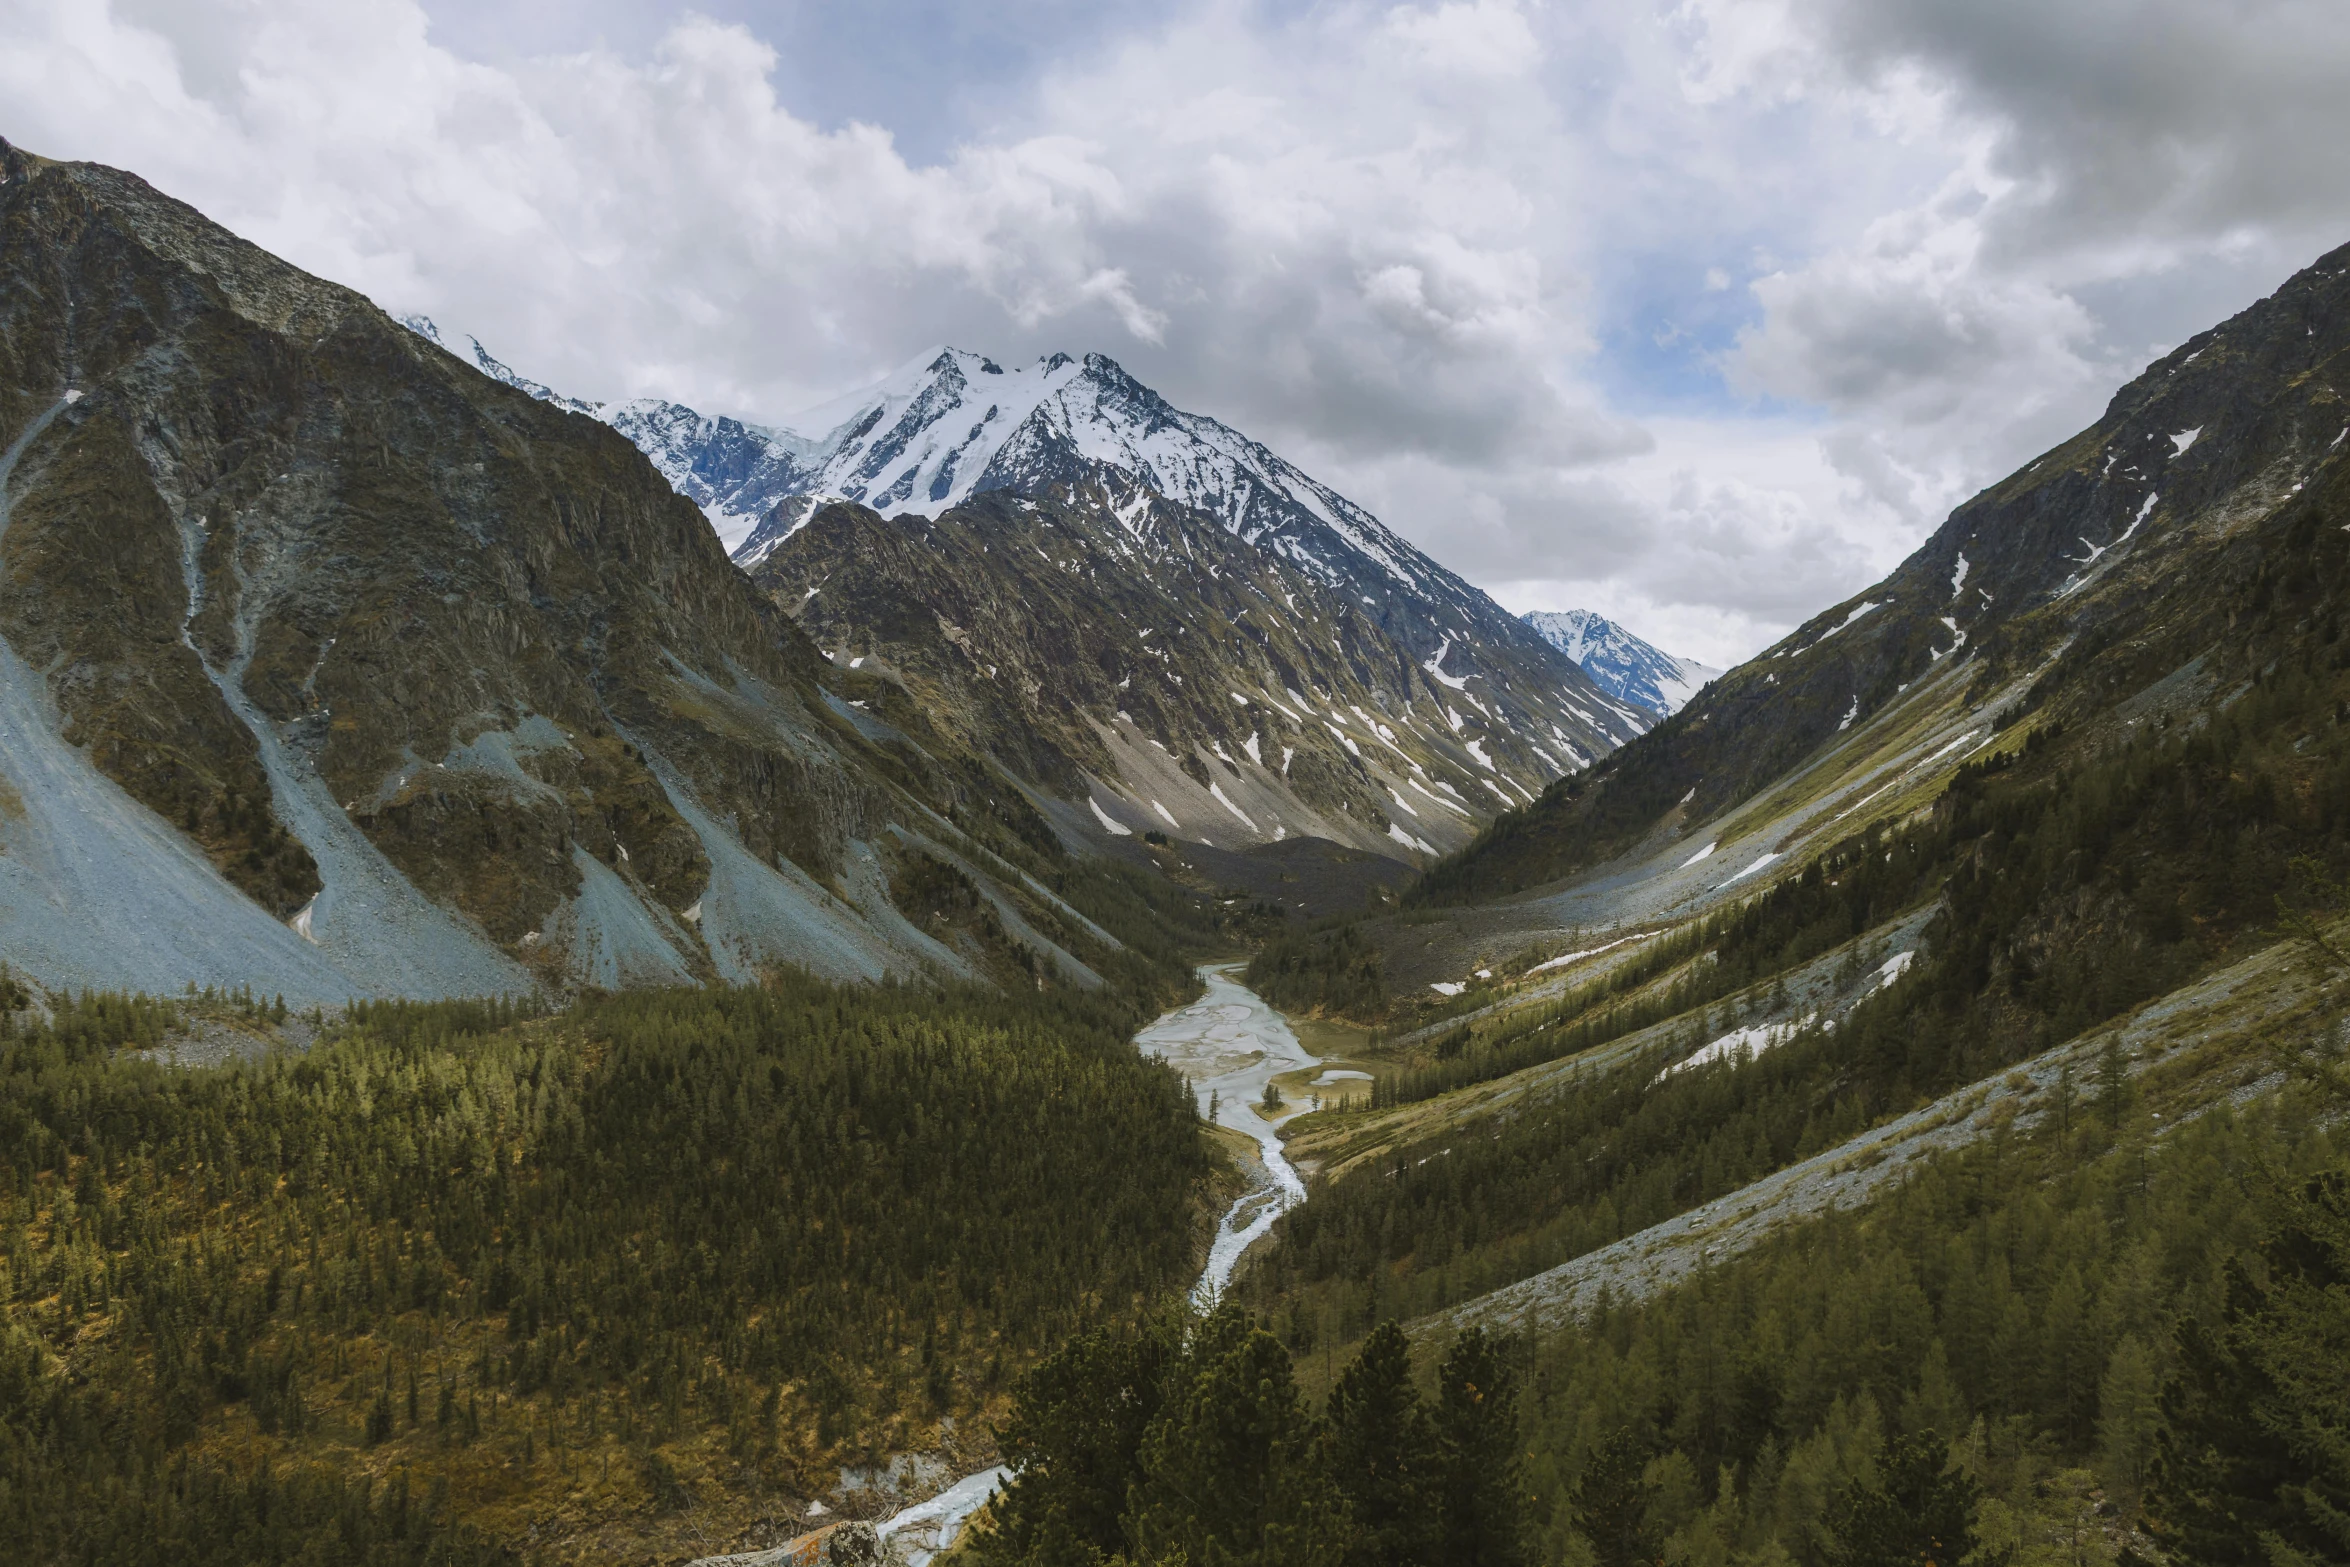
[1377,817,1946,1106]
[1244,923,1388,1021]
[1246,979,1922,1337]
[1392,641,2350,1110]
[0,973,1215,1561]
[1517,1081,2347,1564]
[970,1307,1524,1567]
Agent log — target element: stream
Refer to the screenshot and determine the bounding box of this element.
[1134,962,1320,1302]
[869,964,1319,1564]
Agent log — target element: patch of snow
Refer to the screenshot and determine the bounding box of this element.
[1388,822,1434,854]
[1804,600,1880,651]
[1422,638,1471,691]
[1720,851,1779,885]
[1089,797,1133,836]
[1430,981,1466,996]
[1950,553,1969,597]
[1667,1013,1815,1077]
[1409,777,1472,816]
[1465,738,1497,771]
[2170,427,2202,456]
[1529,932,1652,974]
[1680,841,1717,869]
[1152,799,1180,829]
[1208,782,1257,830]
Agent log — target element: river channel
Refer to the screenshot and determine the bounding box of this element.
[868,964,1319,1564]
[1133,962,1321,1301]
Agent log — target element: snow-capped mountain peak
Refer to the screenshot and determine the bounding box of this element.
[722,346,1451,612]
[1524,609,1719,717]
[399,315,602,417]
[401,317,1478,621]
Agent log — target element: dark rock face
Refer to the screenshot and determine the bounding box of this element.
[748,463,1632,863]
[0,136,1089,998]
[1426,240,2350,902]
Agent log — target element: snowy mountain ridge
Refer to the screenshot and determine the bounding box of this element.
[397,320,1545,650]
[704,345,1473,618]
[397,316,1651,859]
[1524,609,1719,717]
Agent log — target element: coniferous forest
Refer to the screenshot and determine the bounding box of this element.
[0,973,1217,1563]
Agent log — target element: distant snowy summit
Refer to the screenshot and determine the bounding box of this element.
[1524,609,1719,717]
[662,345,1483,632]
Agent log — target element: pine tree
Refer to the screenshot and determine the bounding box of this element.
[1821,1431,1994,1567]
[982,1316,1180,1566]
[1325,1322,1441,1567]
[1125,1306,1347,1567]
[1571,1427,1654,1567]
[2144,1174,2350,1565]
[1433,1327,1526,1567]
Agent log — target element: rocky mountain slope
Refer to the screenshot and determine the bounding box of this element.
[423,336,1645,863]
[1231,235,2350,1390]
[751,479,1620,864]
[1428,238,2350,906]
[0,136,1147,1003]
[1523,607,1718,716]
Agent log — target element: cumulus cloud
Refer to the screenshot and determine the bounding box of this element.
[4,0,2345,671]
[1,1,1178,420]
[1803,0,2350,258]
[1711,0,2350,553]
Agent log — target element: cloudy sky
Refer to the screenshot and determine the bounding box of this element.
[7,0,2348,665]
